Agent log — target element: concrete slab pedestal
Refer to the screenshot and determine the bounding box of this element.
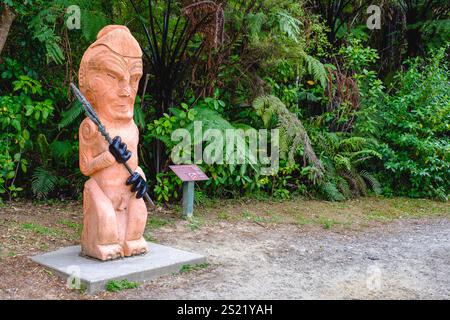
[30,242,206,294]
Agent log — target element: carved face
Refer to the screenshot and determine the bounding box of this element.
[86,51,143,122]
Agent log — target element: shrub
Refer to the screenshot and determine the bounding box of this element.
[378,47,450,200]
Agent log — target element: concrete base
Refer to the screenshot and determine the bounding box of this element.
[30,243,206,294]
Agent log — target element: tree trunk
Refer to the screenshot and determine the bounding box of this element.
[0,4,16,56]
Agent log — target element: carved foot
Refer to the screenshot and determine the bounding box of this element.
[123,238,148,257]
[82,243,124,261]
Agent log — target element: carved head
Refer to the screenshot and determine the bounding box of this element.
[78,25,143,122]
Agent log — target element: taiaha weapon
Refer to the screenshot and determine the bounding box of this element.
[70,82,155,207]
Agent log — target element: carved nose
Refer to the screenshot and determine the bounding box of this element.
[118,86,131,97]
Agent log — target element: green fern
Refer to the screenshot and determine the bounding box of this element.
[339,137,367,152]
[277,12,302,42]
[50,140,73,163]
[314,131,383,199]
[29,6,65,65]
[31,167,59,199]
[185,107,258,166]
[253,95,324,177]
[301,53,328,89]
[247,12,266,41]
[59,101,83,129]
[360,170,381,195]
[321,181,345,201]
[336,176,352,198]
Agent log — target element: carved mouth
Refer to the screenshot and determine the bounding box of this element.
[116,104,129,111]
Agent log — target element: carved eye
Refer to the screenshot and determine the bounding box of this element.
[130,75,140,84]
[107,73,117,80]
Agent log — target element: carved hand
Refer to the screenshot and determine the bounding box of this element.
[109,136,132,164]
[126,172,148,199]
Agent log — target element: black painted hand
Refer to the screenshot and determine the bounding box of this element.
[126,172,148,199]
[109,136,132,164]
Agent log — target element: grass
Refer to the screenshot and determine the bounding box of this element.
[218,211,229,220]
[146,216,173,230]
[200,196,449,230]
[105,279,139,292]
[58,219,83,235]
[144,231,156,242]
[179,263,210,274]
[186,216,204,231]
[21,222,67,238]
[241,210,282,224]
[319,218,338,230]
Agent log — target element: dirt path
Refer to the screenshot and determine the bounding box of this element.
[114,218,450,300]
[0,199,449,299]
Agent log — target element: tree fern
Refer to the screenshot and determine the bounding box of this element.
[253,95,324,177]
[314,131,383,199]
[277,12,302,42]
[247,12,266,41]
[185,107,258,166]
[31,167,59,199]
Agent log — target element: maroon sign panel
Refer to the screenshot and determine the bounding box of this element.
[169,165,209,182]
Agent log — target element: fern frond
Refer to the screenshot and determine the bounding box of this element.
[59,101,83,129]
[334,154,352,171]
[354,171,368,197]
[247,12,266,41]
[336,176,352,198]
[339,137,367,152]
[31,167,58,199]
[349,149,382,164]
[50,140,73,163]
[253,95,324,175]
[360,170,382,195]
[185,107,258,167]
[134,104,146,129]
[277,12,302,42]
[301,52,328,89]
[320,181,345,201]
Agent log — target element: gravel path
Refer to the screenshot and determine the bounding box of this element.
[118,218,450,300]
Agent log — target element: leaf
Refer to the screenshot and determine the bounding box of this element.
[22,129,30,140]
[50,140,73,162]
[36,134,51,167]
[134,104,146,129]
[59,101,83,129]
[31,167,59,199]
[11,119,21,132]
[303,53,328,89]
[81,10,108,42]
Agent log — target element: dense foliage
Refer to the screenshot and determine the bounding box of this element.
[0,0,448,203]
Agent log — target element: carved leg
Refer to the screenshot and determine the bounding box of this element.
[81,178,124,261]
[123,196,148,256]
[123,167,149,257]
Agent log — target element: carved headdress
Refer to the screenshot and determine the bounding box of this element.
[78,25,142,95]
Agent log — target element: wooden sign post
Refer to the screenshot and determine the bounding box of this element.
[169,165,209,218]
